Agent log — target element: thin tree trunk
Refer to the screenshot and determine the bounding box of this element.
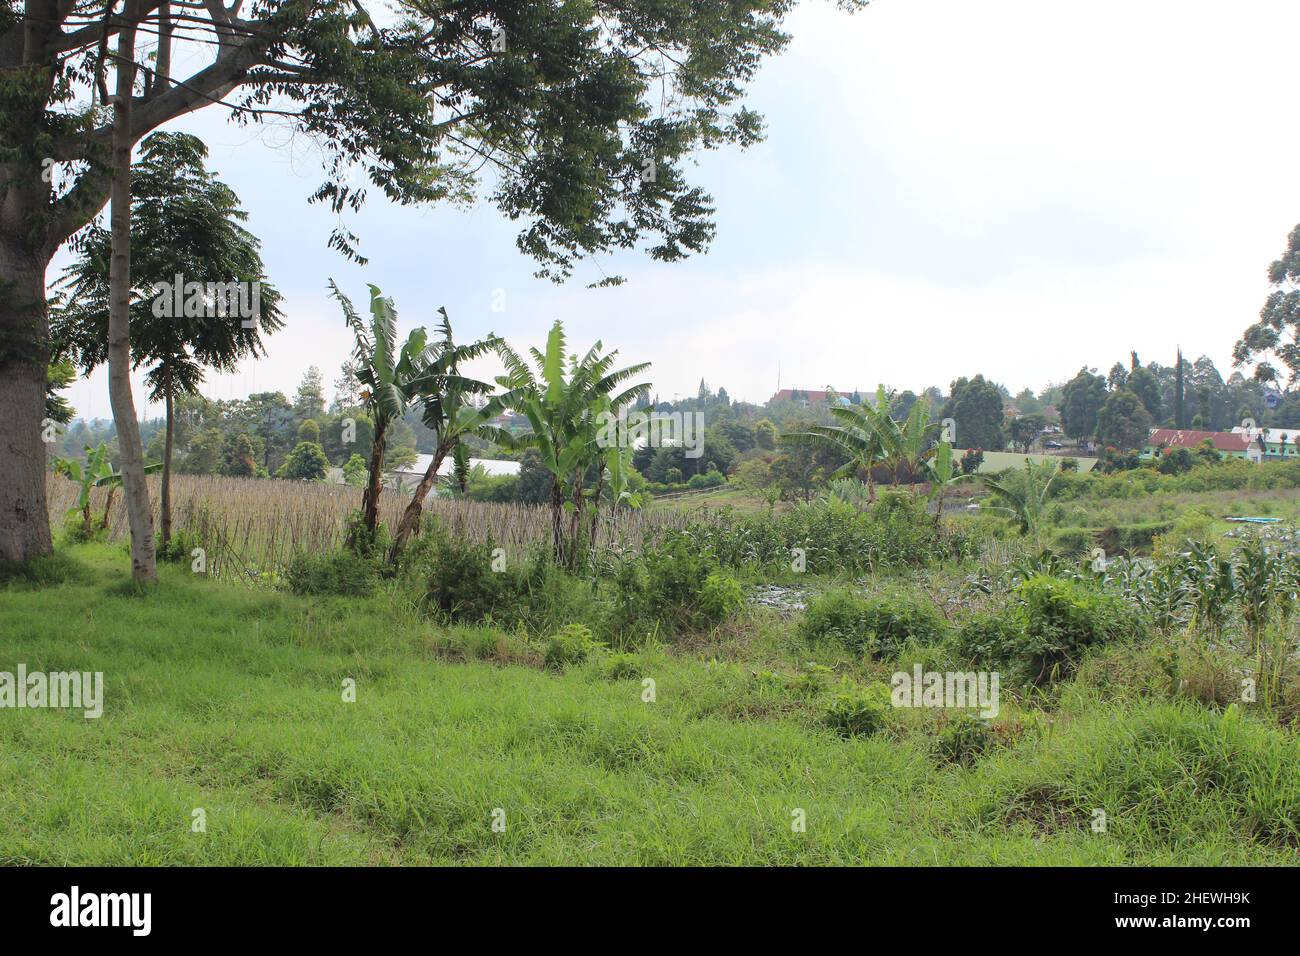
[161,374,173,547]
[389,443,449,562]
[102,487,117,530]
[106,4,157,583]
[351,421,386,549]
[550,478,563,563]
[567,469,584,569]
[588,471,606,549]
[156,2,173,89]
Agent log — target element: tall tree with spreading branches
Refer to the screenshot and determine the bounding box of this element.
[0,0,868,564]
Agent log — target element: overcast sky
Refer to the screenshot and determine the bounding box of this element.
[58,0,1300,420]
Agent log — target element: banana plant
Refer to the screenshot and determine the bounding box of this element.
[785,387,942,498]
[924,439,975,524]
[52,443,160,536]
[387,309,512,563]
[782,393,887,500]
[332,282,441,549]
[980,458,1060,547]
[495,320,649,568]
[587,395,646,548]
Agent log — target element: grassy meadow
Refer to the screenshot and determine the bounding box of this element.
[3,538,1299,865]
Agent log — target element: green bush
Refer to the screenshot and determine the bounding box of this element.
[419,531,518,622]
[822,685,889,738]
[601,653,642,680]
[60,513,104,544]
[699,571,743,621]
[1009,575,1140,683]
[343,509,391,559]
[667,492,971,575]
[937,713,995,766]
[952,611,1025,664]
[799,588,948,658]
[543,623,605,669]
[952,575,1139,684]
[686,470,726,490]
[285,550,378,597]
[156,528,203,564]
[611,538,743,638]
[407,525,596,633]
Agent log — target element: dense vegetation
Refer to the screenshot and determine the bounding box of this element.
[5,493,1299,864]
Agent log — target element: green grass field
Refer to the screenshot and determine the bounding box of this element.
[959,450,1099,473]
[2,546,1297,865]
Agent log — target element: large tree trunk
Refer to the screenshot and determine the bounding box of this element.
[106,7,156,583]
[388,444,448,563]
[0,237,54,563]
[161,378,173,547]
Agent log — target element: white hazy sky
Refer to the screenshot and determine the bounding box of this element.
[58,0,1300,420]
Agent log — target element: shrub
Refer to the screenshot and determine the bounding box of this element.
[937,713,995,766]
[611,538,743,637]
[60,512,104,544]
[799,588,948,658]
[668,492,970,576]
[822,685,889,738]
[1010,575,1139,683]
[686,470,726,490]
[285,550,378,597]
[601,653,642,680]
[952,610,1025,664]
[419,531,519,622]
[343,509,390,559]
[156,528,203,564]
[543,623,605,669]
[699,571,743,622]
[798,588,872,646]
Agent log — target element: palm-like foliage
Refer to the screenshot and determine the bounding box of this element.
[52,133,283,548]
[923,438,976,522]
[784,388,942,498]
[981,458,1060,544]
[387,309,510,561]
[52,444,160,536]
[495,320,650,567]
[332,282,435,547]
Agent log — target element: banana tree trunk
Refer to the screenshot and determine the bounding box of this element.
[588,471,606,550]
[550,479,564,563]
[102,487,117,530]
[566,469,585,569]
[388,443,450,563]
[352,420,386,548]
[106,6,157,583]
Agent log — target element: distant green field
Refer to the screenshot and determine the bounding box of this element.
[959,450,1098,474]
